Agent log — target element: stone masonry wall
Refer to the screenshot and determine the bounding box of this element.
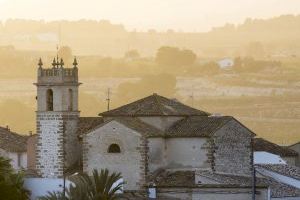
[213,119,253,176]
[36,113,64,178]
[82,120,147,191]
[36,112,80,178]
[63,113,80,168]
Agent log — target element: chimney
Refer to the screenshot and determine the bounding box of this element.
[209,113,223,117]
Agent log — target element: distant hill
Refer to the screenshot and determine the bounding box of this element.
[0,15,300,56]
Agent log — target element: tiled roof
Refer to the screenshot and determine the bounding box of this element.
[256,164,300,180]
[81,116,235,138]
[166,116,232,137]
[151,170,195,187]
[254,138,298,157]
[263,176,300,198]
[77,117,104,135]
[0,127,27,152]
[151,169,300,198]
[114,117,164,137]
[151,170,268,188]
[83,117,164,137]
[196,170,268,187]
[289,141,300,147]
[100,94,209,117]
[255,165,300,198]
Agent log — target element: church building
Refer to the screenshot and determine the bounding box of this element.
[33,58,300,200]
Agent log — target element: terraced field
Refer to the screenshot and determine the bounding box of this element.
[0,74,299,145]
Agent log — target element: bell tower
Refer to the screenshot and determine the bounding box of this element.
[35,57,80,178]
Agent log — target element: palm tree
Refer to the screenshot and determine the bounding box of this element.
[39,191,66,200]
[39,169,123,200]
[0,156,30,200]
[85,169,123,200]
[0,156,13,179]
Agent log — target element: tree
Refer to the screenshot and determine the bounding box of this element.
[39,169,123,200]
[0,156,30,200]
[124,50,140,60]
[155,46,197,66]
[180,50,197,65]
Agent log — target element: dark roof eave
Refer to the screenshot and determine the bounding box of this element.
[155,184,268,189]
[99,114,209,117]
[147,135,210,138]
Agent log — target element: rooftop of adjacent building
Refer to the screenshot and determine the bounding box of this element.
[0,126,28,152]
[254,138,298,157]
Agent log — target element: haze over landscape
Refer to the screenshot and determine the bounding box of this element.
[0,1,299,145]
[1,0,300,31]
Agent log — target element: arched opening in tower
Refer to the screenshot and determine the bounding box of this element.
[46,89,53,111]
[68,89,73,111]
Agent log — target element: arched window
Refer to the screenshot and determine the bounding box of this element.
[108,144,121,153]
[68,89,73,111]
[46,89,53,111]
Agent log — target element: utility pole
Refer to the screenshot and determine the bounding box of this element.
[251,137,256,200]
[189,85,194,107]
[106,88,111,111]
[190,91,194,107]
[62,123,66,200]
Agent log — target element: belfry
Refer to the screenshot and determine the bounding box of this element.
[35,57,81,178]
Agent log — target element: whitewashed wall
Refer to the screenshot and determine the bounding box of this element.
[166,138,209,169]
[24,178,73,200]
[0,150,27,170]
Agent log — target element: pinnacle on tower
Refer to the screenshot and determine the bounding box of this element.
[59,58,64,67]
[73,57,78,68]
[38,58,43,68]
[52,58,57,67]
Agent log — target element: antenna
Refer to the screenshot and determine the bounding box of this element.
[189,85,194,107]
[58,23,62,46]
[106,88,111,111]
[56,45,59,61]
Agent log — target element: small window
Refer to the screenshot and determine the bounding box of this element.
[108,144,121,153]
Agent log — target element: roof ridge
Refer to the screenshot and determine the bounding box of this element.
[100,93,210,116]
[153,94,165,115]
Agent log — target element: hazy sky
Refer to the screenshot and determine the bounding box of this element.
[0,0,300,31]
